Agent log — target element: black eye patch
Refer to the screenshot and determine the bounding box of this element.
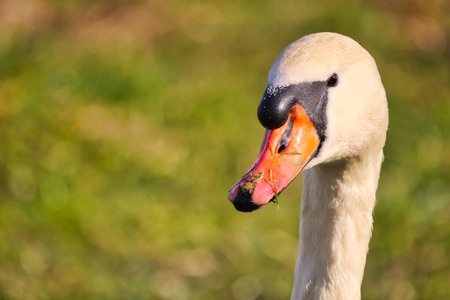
[258,81,328,137]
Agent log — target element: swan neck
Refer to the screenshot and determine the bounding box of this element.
[291,151,383,300]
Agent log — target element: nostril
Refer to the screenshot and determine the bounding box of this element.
[277,143,287,153]
[277,116,294,154]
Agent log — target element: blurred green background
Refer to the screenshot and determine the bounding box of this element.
[0,0,449,299]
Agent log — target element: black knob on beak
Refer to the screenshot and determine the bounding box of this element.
[257,86,297,130]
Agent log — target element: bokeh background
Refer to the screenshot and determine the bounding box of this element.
[0,0,449,299]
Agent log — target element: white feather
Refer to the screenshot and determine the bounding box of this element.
[268,33,388,300]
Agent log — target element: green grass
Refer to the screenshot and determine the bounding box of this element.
[0,0,449,299]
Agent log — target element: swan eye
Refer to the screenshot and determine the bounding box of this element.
[327,73,338,87]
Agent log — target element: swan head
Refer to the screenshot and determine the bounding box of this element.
[228,32,388,212]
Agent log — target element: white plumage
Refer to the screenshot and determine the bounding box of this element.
[229,32,389,300]
[274,33,388,300]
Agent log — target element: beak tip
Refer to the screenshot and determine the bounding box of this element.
[229,188,261,213]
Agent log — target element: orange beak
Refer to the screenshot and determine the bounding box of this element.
[228,104,320,212]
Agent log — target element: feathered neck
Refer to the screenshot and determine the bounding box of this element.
[291,149,384,300]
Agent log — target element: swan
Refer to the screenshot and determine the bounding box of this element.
[228,32,388,300]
